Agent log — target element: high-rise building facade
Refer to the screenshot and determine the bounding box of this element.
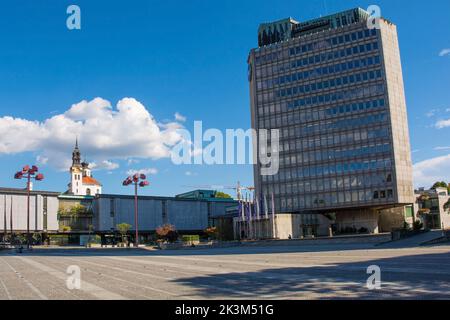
[248,8,414,234]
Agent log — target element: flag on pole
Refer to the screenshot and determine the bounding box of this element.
[238,200,243,221]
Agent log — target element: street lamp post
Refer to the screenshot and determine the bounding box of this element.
[122,174,149,247]
[14,165,44,249]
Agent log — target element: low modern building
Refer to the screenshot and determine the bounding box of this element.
[0,188,59,237]
[414,187,450,230]
[1,184,237,244]
[93,191,237,242]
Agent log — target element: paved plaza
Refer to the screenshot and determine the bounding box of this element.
[0,242,449,300]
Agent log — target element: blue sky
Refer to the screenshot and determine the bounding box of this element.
[0,0,449,197]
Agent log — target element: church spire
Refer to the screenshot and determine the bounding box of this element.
[72,138,81,167]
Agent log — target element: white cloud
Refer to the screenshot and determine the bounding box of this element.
[414,154,450,188]
[439,48,450,57]
[435,118,450,129]
[426,109,438,117]
[0,97,184,170]
[36,155,49,165]
[90,160,120,171]
[434,146,450,151]
[126,168,158,176]
[174,112,187,122]
[127,159,140,166]
[185,171,197,176]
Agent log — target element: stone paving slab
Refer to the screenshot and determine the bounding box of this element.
[0,243,449,300]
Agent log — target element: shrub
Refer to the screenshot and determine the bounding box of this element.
[402,221,411,230]
[413,220,423,231]
[205,227,219,240]
[156,224,179,243]
[89,235,102,244]
[358,227,368,234]
[182,235,200,244]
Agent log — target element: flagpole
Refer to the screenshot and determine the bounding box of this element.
[10,196,13,237]
[256,193,261,239]
[271,192,276,239]
[263,194,268,238]
[248,196,253,240]
[3,195,6,242]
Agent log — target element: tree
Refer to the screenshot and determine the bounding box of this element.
[431,181,450,194]
[205,226,219,240]
[116,223,132,244]
[215,191,232,199]
[156,224,179,243]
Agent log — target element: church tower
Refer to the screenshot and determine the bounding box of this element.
[68,139,102,196]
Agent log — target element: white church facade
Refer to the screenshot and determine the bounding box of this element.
[68,140,102,196]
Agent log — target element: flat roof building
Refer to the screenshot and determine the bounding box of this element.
[0,188,60,235]
[93,193,237,240]
[248,8,414,236]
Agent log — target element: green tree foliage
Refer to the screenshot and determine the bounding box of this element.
[116,223,132,243]
[58,204,92,217]
[431,181,450,194]
[215,191,232,199]
[431,181,447,189]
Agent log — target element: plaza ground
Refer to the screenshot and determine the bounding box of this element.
[0,241,449,300]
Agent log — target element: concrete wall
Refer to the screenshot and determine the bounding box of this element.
[275,214,332,239]
[0,193,58,232]
[95,197,164,232]
[167,200,208,231]
[335,209,379,234]
[441,209,450,230]
[209,202,236,218]
[379,20,415,204]
[94,196,233,232]
[378,207,406,232]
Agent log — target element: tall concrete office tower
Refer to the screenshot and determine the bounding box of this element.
[248,8,414,236]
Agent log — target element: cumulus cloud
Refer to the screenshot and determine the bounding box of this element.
[414,154,450,188]
[90,160,120,171]
[439,48,450,57]
[174,112,187,122]
[435,118,450,129]
[126,168,158,176]
[0,97,184,170]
